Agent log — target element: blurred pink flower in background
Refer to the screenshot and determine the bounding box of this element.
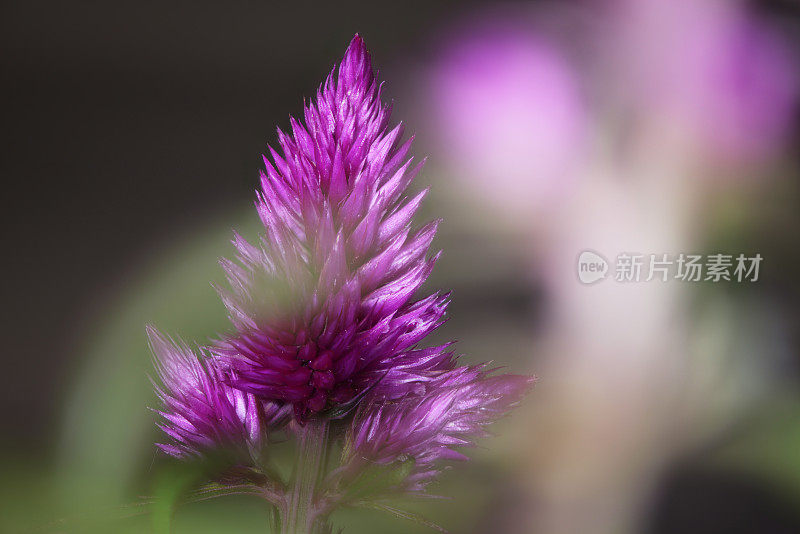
[424,1,797,211]
[427,18,586,215]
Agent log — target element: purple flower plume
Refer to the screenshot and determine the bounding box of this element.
[149,35,533,505]
[211,35,453,421]
[148,326,288,458]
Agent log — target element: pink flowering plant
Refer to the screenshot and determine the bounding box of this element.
[148,35,532,533]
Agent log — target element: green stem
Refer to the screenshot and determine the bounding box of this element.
[280,419,330,534]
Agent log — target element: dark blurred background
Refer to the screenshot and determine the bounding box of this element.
[2,1,800,533]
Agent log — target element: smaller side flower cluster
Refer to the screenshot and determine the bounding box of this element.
[148,326,289,458]
[338,366,532,495]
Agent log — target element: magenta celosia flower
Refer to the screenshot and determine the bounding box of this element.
[148,34,532,532]
[148,326,289,458]
[211,35,453,421]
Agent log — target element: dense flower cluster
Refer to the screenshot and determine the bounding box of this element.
[148,34,531,504]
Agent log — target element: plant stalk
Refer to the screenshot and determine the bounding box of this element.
[279,419,329,534]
